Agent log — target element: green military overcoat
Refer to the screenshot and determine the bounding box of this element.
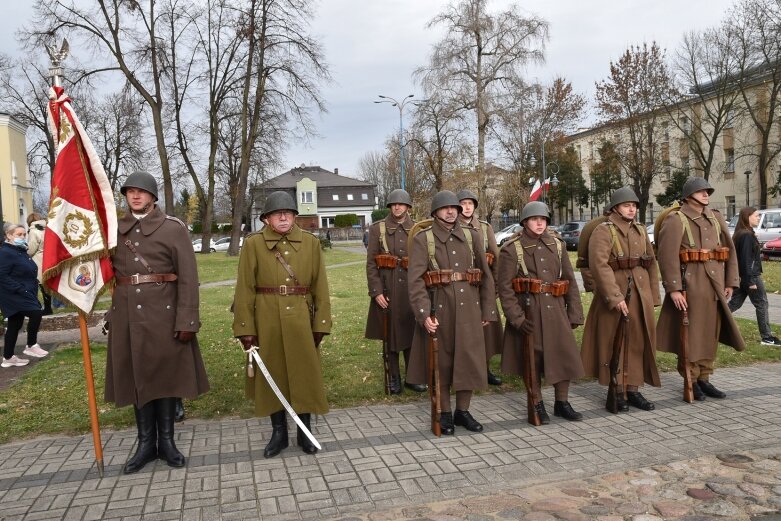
[233,224,331,417]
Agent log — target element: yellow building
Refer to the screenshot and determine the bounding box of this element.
[0,113,33,226]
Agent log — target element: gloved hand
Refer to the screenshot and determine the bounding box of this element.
[175,331,195,343]
[239,335,258,351]
[313,332,326,348]
[520,318,534,335]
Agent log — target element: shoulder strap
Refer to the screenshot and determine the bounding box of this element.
[463,227,475,268]
[123,238,154,274]
[553,237,563,279]
[676,211,696,248]
[378,221,389,252]
[274,250,300,285]
[425,229,439,270]
[513,240,529,277]
[480,221,489,251]
[606,222,624,258]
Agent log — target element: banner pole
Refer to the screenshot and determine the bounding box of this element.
[78,312,104,477]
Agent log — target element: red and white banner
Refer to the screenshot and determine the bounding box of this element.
[529,178,549,202]
[42,85,116,314]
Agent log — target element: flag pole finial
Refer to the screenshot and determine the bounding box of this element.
[46,38,69,87]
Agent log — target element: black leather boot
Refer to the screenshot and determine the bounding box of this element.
[439,411,455,435]
[123,401,157,474]
[297,413,318,455]
[174,398,185,423]
[155,398,185,468]
[692,381,706,401]
[698,380,726,399]
[404,381,427,392]
[487,370,502,386]
[553,400,583,421]
[535,401,550,425]
[627,391,655,410]
[453,410,483,432]
[264,411,288,458]
[389,375,403,395]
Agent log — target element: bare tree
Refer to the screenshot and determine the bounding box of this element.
[595,42,677,222]
[730,0,781,207]
[416,0,548,206]
[357,150,392,206]
[669,26,742,181]
[226,0,330,255]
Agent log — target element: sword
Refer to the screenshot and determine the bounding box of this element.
[246,345,322,451]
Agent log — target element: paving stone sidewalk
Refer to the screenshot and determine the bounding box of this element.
[0,364,781,520]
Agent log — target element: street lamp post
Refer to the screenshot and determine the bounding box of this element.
[744,170,751,207]
[374,94,414,191]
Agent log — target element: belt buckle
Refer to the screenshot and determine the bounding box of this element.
[131,274,140,285]
[279,285,288,296]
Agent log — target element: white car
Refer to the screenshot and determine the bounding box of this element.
[192,239,216,252]
[495,223,522,245]
[214,236,243,252]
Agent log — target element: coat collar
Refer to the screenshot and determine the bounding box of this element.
[431,218,466,243]
[519,229,557,252]
[384,214,414,233]
[118,206,166,236]
[261,224,304,251]
[608,212,633,234]
[681,200,716,225]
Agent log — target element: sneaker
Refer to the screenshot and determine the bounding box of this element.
[23,344,48,358]
[761,336,781,346]
[1,356,30,368]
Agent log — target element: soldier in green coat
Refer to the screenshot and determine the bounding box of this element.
[233,191,332,458]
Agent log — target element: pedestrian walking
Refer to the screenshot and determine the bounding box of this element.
[0,222,48,367]
[656,176,745,400]
[580,187,661,413]
[728,206,781,346]
[497,202,585,424]
[233,191,331,457]
[365,189,425,394]
[457,189,504,386]
[104,171,210,474]
[407,191,498,434]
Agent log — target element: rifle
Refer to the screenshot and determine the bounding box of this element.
[381,284,391,396]
[428,287,441,436]
[607,276,633,413]
[522,290,541,426]
[680,265,694,403]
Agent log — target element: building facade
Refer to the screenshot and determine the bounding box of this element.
[0,113,34,226]
[250,165,377,231]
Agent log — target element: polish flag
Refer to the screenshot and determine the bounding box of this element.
[529,178,549,201]
[42,85,116,314]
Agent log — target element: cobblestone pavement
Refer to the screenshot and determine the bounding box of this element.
[0,364,780,519]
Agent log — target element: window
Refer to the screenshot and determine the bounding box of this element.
[347,194,354,201]
[725,109,734,129]
[332,194,339,201]
[726,196,736,220]
[725,148,735,173]
[680,116,691,133]
[300,191,313,204]
[361,193,368,200]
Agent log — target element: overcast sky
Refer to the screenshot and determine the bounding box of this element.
[1,0,736,179]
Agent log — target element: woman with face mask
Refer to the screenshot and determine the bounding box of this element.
[0,222,48,368]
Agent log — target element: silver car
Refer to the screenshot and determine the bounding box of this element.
[727,209,781,245]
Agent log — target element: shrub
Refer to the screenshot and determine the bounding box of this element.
[334,214,359,228]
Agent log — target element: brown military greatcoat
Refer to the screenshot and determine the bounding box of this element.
[498,230,585,385]
[580,214,661,387]
[233,224,332,417]
[105,207,210,408]
[364,214,415,352]
[406,220,498,390]
[656,202,746,359]
[461,217,503,360]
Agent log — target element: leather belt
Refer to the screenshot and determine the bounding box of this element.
[255,285,309,296]
[115,273,178,285]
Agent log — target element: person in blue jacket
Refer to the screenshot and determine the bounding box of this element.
[0,222,48,368]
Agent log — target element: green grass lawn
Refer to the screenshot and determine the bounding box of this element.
[0,245,778,444]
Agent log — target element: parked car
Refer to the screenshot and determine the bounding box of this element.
[646,224,655,246]
[761,236,781,261]
[559,221,589,250]
[726,209,781,245]
[191,238,216,252]
[214,236,244,252]
[495,223,522,246]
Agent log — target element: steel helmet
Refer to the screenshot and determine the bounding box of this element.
[261,191,298,218]
[456,189,479,208]
[386,189,412,208]
[520,201,550,223]
[430,190,462,216]
[681,176,715,199]
[608,186,640,210]
[121,171,159,201]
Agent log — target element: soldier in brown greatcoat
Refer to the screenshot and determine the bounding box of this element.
[656,177,745,400]
[457,190,504,386]
[498,201,585,424]
[581,187,661,413]
[105,172,210,474]
[407,191,498,435]
[233,191,331,458]
[364,189,426,394]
